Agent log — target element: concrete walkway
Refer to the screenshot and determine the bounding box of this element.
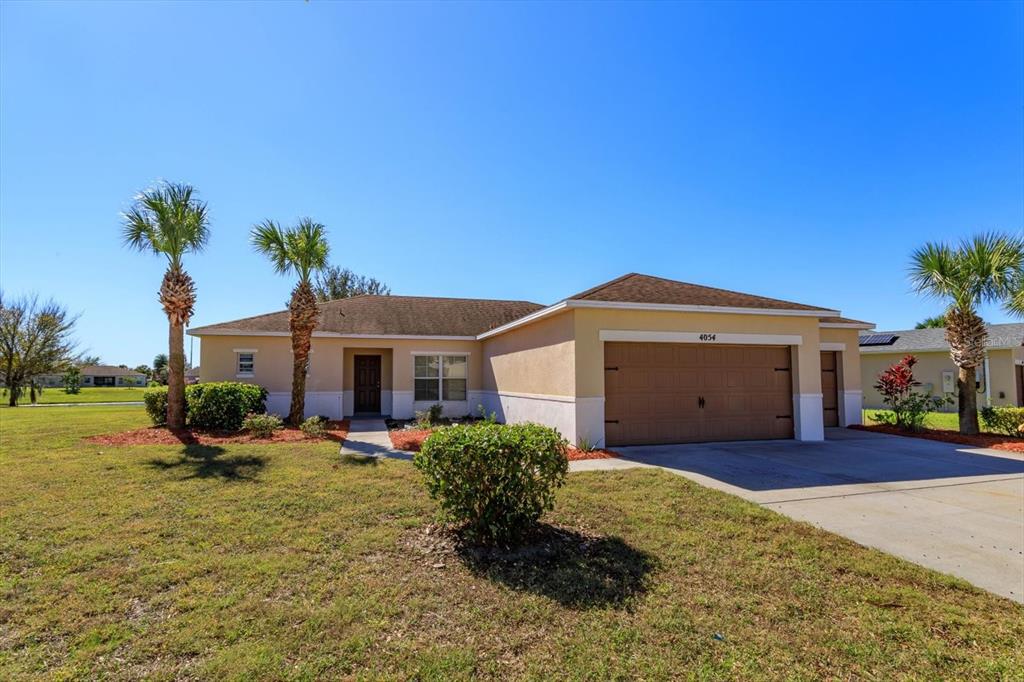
[571,429,1024,603]
[339,419,411,460]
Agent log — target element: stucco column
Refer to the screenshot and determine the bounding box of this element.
[791,344,825,441]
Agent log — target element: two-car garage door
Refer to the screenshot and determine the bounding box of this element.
[604,342,794,446]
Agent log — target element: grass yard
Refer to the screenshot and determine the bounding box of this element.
[864,409,1000,432]
[1,406,1022,679]
[0,386,147,407]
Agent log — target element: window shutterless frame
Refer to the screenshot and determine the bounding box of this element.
[413,354,467,401]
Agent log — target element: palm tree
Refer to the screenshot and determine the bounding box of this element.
[250,218,329,424]
[910,233,1024,435]
[122,183,210,429]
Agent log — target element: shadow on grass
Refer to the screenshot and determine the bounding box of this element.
[339,453,380,466]
[145,444,266,481]
[455,524,657,609]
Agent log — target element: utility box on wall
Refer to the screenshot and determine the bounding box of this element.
[941,370,955,394]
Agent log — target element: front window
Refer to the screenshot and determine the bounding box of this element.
[237,352,254,375]
[414,355,467,401]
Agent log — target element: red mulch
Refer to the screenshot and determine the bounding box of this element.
[850,424,1024,453]
[86,420,350,446]
[566,447,620,461]
[387,428,620,460]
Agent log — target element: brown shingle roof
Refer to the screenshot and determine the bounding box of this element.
[189,295,545,337]
[567,273,834,311]
[819,316,874,327]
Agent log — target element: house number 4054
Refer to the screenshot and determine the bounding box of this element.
[698,333,717,341]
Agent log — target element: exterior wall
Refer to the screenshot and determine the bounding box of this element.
[859,348,1022,410]
[819,327,864,426]
[571,308,824,445]
[479,311,578,441]
[197,334,481,419]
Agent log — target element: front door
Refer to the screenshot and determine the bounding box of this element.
[354,355,381,413]
[820,351,839,427]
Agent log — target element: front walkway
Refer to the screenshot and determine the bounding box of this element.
[571,428,1024,603]
[339,419,410,460]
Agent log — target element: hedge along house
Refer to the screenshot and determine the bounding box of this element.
[188,273,872,446]
[860,323,1024,411]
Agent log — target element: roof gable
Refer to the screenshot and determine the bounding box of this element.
[567,273,832,312]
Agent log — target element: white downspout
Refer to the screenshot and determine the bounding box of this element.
[983,353,992,407]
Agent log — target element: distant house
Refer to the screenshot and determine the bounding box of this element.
[35,365,148,388]
[860,323,1024,410]
[185,366,201,384]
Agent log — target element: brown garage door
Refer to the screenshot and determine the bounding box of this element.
[604,342,794,446]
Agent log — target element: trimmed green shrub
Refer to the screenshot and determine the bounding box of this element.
[300,415,327,438]
[414,422,569,544]
[63,367,81,394]
[144,387,169,426]
[186,382,267,431]
[243,412,282,438]
[980,406,1024,436]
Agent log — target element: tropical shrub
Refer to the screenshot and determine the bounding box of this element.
[63,366,81,394]
[300,415,327,438]
[186,382,267,431]
[414,422,569,544]
[142,381,267,429]
[873,355,949,431]
[242,412,282,438]
[144,387,169,426]
[980,406,1024,436]
[416,403,444,429]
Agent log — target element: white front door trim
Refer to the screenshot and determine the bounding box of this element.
[820,342,846,351]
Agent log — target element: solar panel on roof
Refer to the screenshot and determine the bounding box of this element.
[859,334,898,346]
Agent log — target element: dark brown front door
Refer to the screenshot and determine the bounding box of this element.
[820,351,839,427]
[1017,365,1024,407]
[354,355,381,413]
[604,342,794,446]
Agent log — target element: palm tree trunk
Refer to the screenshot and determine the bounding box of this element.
[288,281,318,425]
[957,366,980,435]
[167,318,186,429]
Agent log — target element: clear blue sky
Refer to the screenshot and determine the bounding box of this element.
[2,1,1022,368]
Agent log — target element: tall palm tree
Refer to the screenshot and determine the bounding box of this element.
[910,233,1024,435]
[250,218,329,424]
[122,183,210,429]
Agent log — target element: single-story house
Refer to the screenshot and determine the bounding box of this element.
[188,273,872,446]
[860,323,1024,410]
[185,366,201,384]
[34,365,147,388]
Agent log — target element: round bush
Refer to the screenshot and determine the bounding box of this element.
[143,387,169,426]
[186,382,268,431]
[414,422,569,544]
[242,412,282,438]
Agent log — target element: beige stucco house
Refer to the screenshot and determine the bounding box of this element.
[860,323,1024,411]
[188,273,871,446]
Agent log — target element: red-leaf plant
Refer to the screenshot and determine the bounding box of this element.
[873,355,944,431]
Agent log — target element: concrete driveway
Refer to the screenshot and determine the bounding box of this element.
[572,428,1024,602]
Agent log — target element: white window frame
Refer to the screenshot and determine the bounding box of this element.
[235,349,256,378]
[412,352,469,402]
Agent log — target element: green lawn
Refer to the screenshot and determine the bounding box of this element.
[864,409,985,432]
[0,386,147,407]
[1,406,1021,679]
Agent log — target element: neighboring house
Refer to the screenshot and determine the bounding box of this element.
[35,365,148,388]
[860,323,1024,411]
[188,273,871,446]
[185,366,201,384]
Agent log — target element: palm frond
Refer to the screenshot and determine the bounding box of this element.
[290,218,331,284]
[121,181,209,268]
[250,220,293,276]
[909,241,960,301]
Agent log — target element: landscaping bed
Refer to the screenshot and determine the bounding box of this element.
[386,423,619,460]
[86,419,350,446]
[851,423,1024,453]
